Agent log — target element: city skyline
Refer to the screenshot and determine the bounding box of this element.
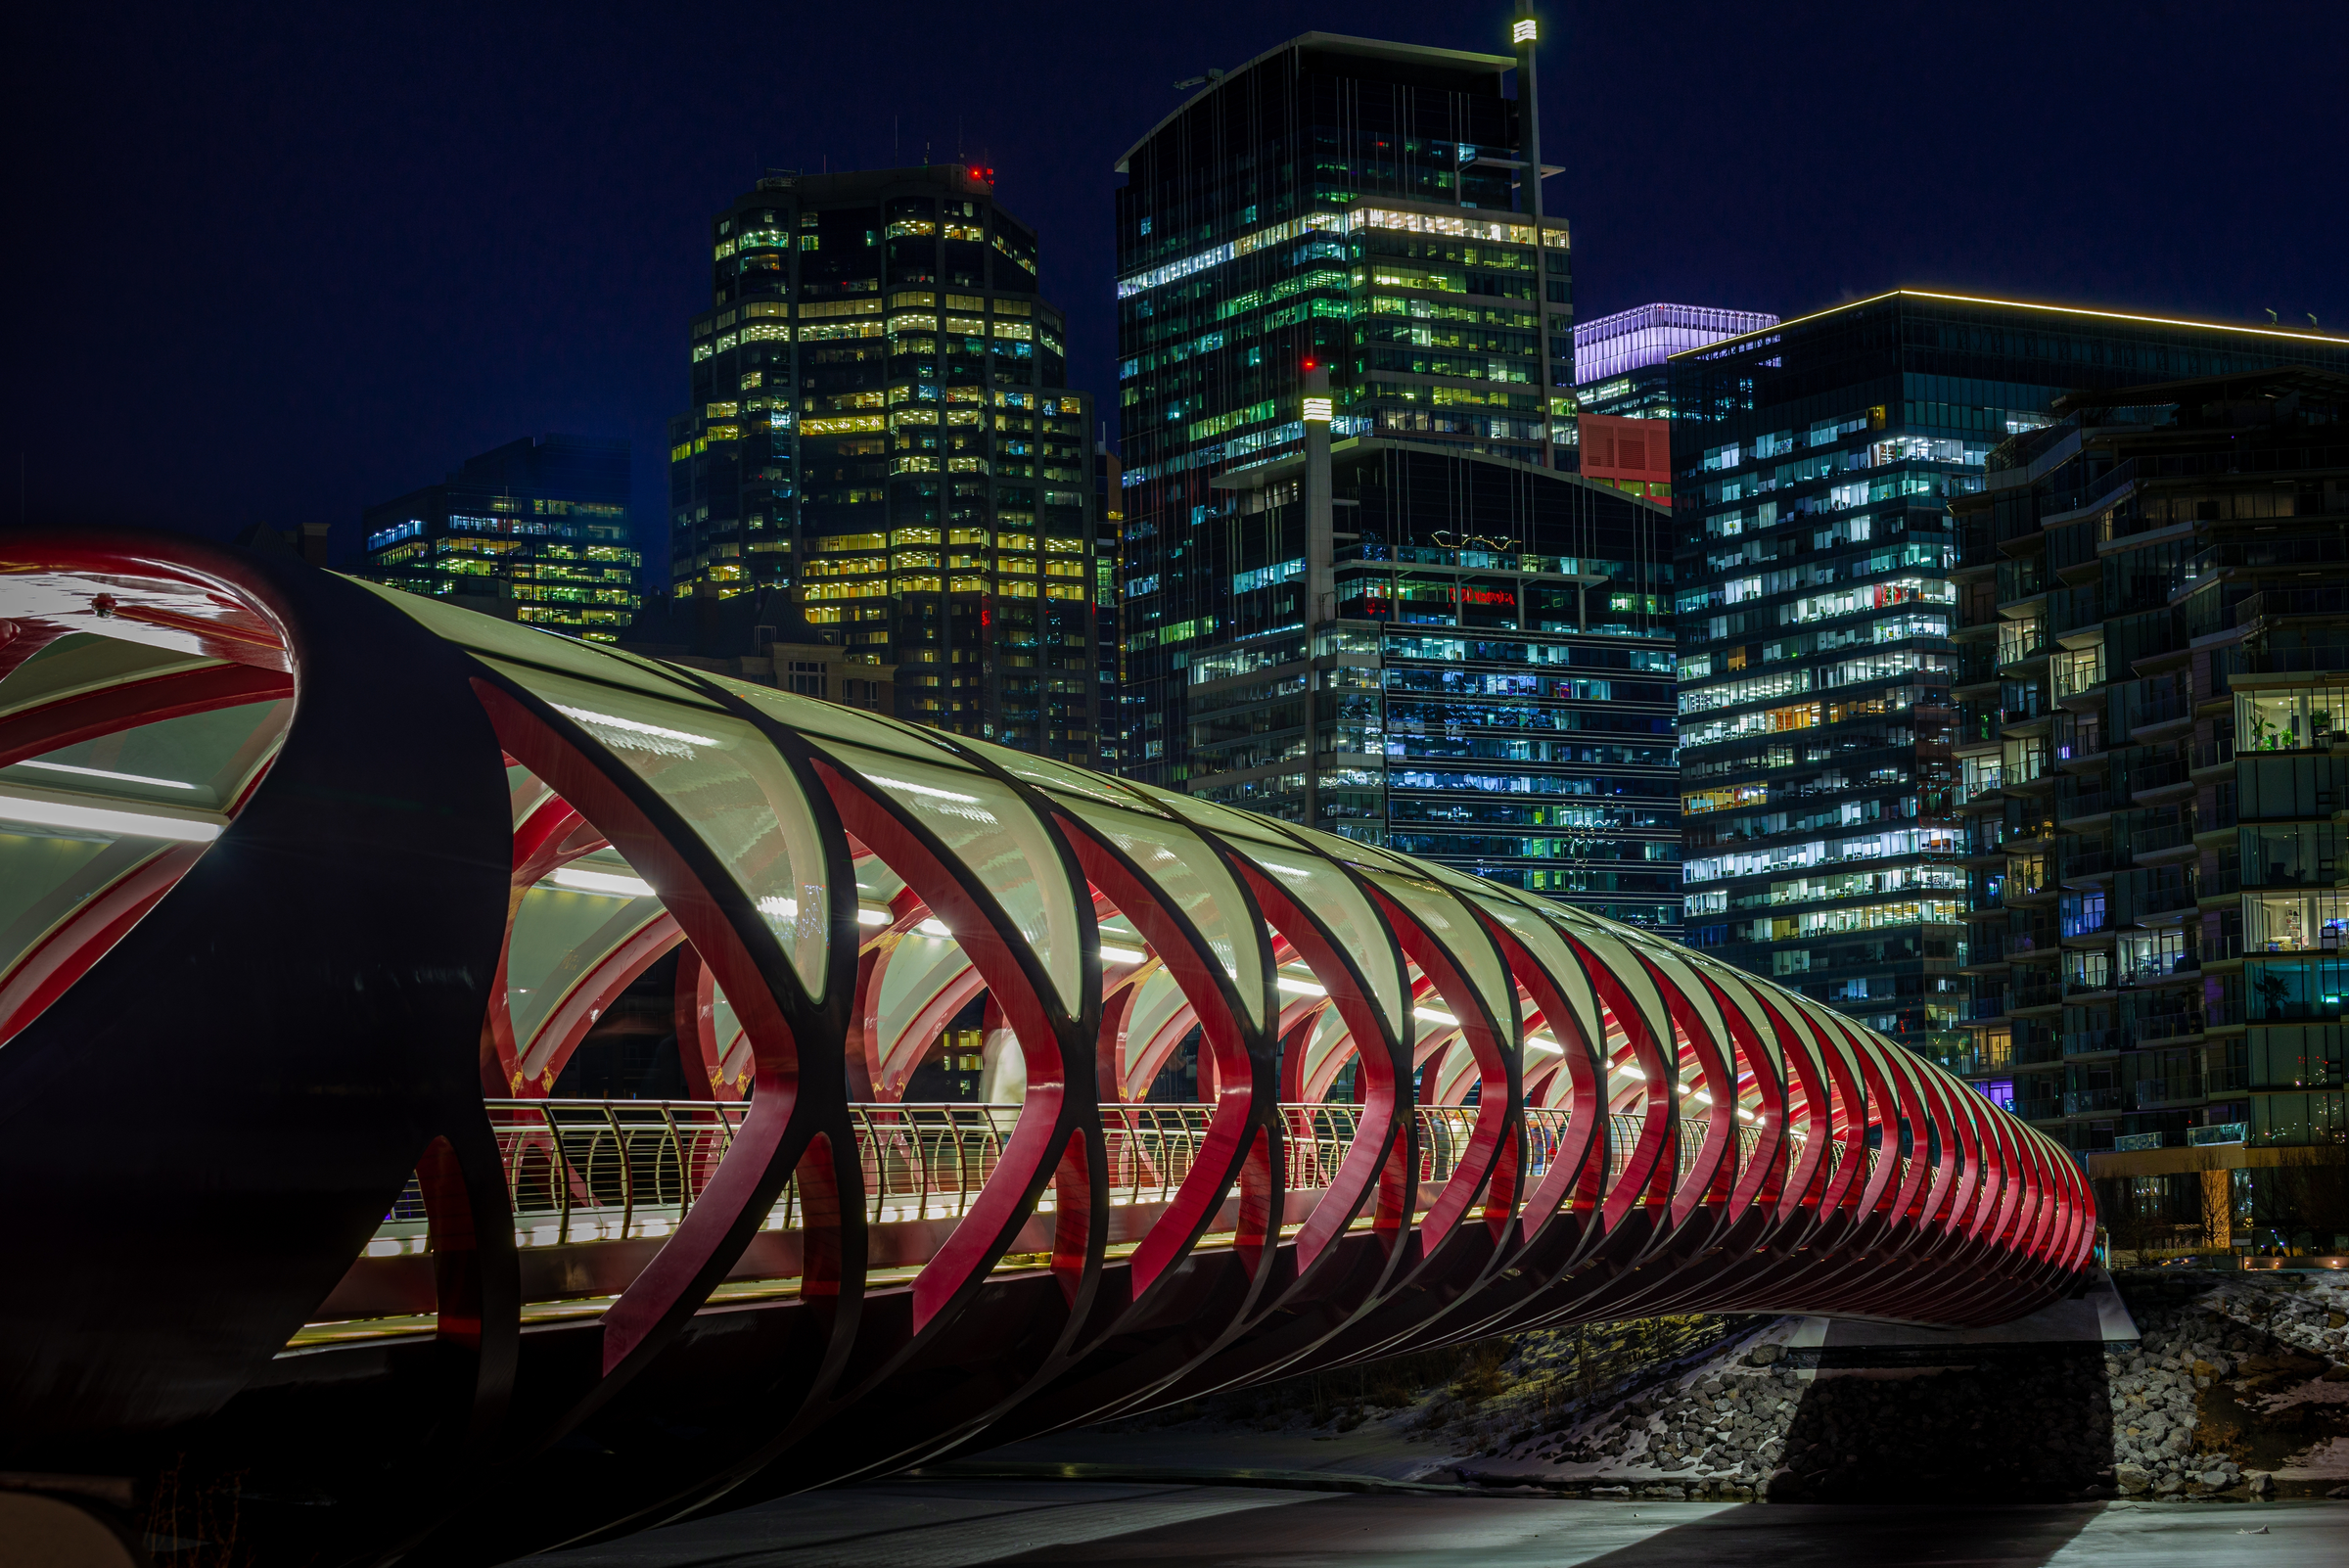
[13,1,2345,569]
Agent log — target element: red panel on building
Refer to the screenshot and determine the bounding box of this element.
[1580,413,1673,501]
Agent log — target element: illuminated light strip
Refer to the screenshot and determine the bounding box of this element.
[0,792,222,844]
[550,703,717,748]
[1525,1035,1562,1055]
[1099,945,1147,965]
[551,866,654,899]
[1301,396,1333,423]
[1512,17,1538,41]
[855,907,892,926]
[1416,1007,1460,1029]
[1667,287,2349,364]
[1275,975,1326,997]
[916,918,952,938]
[16,760,196,790]
[866,774,982,805]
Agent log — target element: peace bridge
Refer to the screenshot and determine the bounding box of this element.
[0,530,2092,1559]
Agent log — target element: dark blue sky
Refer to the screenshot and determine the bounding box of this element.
[12,1,2344,576]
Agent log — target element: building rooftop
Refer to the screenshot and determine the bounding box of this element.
[1668,288,2349,361]
[1115,31,1518,173]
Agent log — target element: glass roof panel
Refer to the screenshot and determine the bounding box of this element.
[810,736,1083,1014]
[1130,787,1403,1039]
[1051,794,1266,1032]
[350,579,726,709]
[0,634,223,722]
[477,658,831,1001]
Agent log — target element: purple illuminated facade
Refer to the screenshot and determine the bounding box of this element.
[1576,303,1779,385]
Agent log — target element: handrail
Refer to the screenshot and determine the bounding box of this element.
[372,1101,1748,1259]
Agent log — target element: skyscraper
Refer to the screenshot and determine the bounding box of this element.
[354,434,638,639]
[667,164,1103,761]
[1109,24,1677,924]
[1669,290,2349,1062]
[1116,28,1573,789]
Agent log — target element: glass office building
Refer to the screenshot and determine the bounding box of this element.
[1670,290,2349,1062]
[667,164,1103,762]
[355,434,639,639]
[1947,363,2349,1161]
[1180,438,1679,931]
[1114,30,1572,788]
[1574,302,1776,421]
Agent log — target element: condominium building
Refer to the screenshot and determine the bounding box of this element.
[667,164,1102,761]
[1948,363,2349,1170]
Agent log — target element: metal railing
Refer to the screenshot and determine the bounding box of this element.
[371,1103,1758,1261]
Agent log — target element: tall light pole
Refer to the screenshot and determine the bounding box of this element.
[1513,3,1559,471]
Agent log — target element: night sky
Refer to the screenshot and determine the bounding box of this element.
[12,1,2345,576]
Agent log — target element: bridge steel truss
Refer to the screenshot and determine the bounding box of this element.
[0,531,2093,1560]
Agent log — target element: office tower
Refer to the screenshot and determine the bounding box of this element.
[1573,302,1776,420]
[355,434,638,639]
[1116,28,1573,790]
[1093,438,1128,767]
[1670,290,2349,1063]
[1947,360,2349,1164]
[667,165,1102,760]
[1182,431,1680,928]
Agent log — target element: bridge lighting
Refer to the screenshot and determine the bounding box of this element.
[1275,975,1326,996]
[550,866,653,899]
[0,790,222,843]
[1695,1089,1714,1104]
[1098,944,1147,965]
[1614,1062,1647,1081]
[854,907,891,926]
[916,918,952,938]
[1737,1106,1757,1122]
[868,774,981,805]
[1415,1007,1460,1029]
[1524,1035,1562,1054]
[18,759,195,790]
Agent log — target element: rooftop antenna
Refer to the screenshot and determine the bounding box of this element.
[1174,67,1224,90]
[2266,308,2279,323]
[2310,313,2322,329]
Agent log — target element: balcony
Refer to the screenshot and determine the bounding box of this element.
[2062,1028,2119,1056]
[2135,1011,2207,1044]
[2133,1074,2207,1109]
[2053,649,2106,700]
[2063,1086,2127,1114]
[2191,735,2236,773]
[2238,586,2349,627]
[2129,820,2194,861]
[2231,645,2349,678]
[2125,757,2191,803]
[2010,975,2064,1010]
[1998,621,2050,669]
[2189,535,2349,576]
[2061,845,2115,883]
[2057,780,2116,823]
